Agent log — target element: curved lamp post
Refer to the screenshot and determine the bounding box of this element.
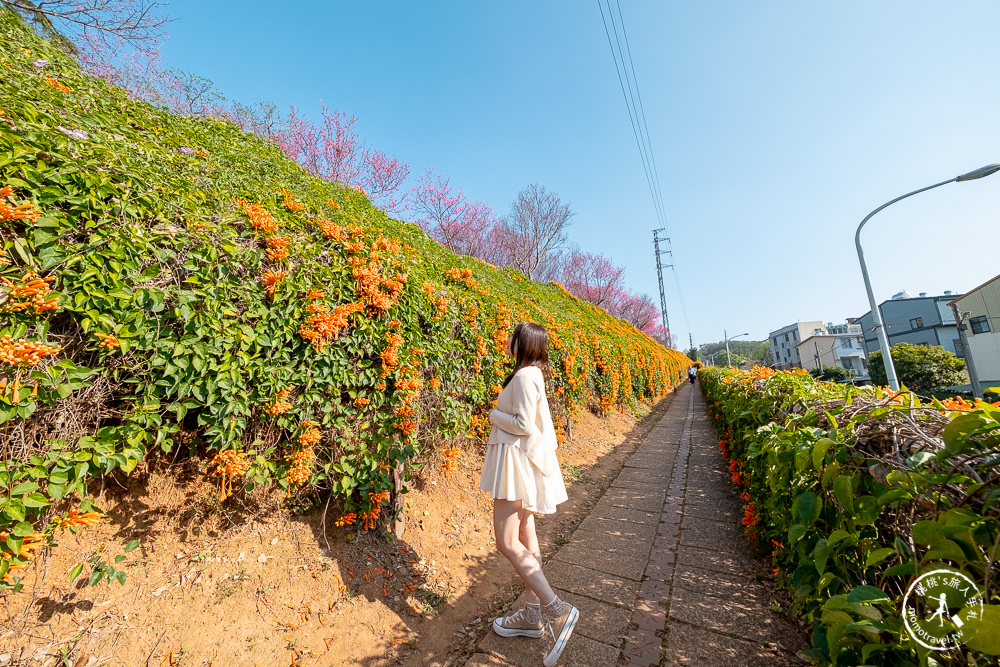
[724,329,748,367]
[856,163,1000,391]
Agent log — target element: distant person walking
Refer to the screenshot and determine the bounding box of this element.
[688,366,697,384]
[480,322,578,666]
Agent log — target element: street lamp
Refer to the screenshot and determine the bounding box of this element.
[855,163,1000,391]
[724,329,748,367]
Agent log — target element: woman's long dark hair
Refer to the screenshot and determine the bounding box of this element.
[501,322,550,388]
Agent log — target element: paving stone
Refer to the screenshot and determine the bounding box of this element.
[577,515,657,541]
[568,528,655,556]
[638,578,671,603]
[678,518,745,552]
[668,585,807,647]
[681,502,738,522]
[675,545,757,578]
[543,560,640,607]
[612,476,674,491]
[554,542,649,581]
[601,488,667,513]
[480,629,620,667]
[589,503,659,525]
[672,565,772,605]
[615,468,670,485]
[622,626,662,667]
[664,622,805,666]
[631,596,667,632]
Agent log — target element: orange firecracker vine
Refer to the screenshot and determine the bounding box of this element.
[94,333,120,349]
[260,270,288,297]
[209,449,250,501]
[235,198,279,234]
[0,185,41,223]
[44,74,73,93]
[1,272,58,314]
[278,188,306,212]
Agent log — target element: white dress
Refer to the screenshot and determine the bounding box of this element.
[479,367,568,514]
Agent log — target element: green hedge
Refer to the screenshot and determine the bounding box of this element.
[701,366,1000,665]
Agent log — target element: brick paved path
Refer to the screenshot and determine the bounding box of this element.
[463,382,808,666]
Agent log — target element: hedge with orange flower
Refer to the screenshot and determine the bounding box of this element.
[701,366,1000,664]
[0,11,689,590]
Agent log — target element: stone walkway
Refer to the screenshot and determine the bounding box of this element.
[463,382,809,666]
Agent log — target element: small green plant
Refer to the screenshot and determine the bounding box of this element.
[70,539,140,587]
[563,464,587,481]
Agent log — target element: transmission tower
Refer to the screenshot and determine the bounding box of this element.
[652,229,672,343]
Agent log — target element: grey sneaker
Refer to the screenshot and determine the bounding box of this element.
[492,606,545,638]
[543,603,579,666]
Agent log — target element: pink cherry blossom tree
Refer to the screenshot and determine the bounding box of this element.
[408,168,499,258]
[556,246,625,307]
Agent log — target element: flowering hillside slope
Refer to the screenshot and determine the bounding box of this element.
[0,11,689,588]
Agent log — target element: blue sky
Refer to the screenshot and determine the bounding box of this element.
[157,1,1000,349]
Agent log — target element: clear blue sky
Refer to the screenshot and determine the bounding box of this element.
[157,1,1000,349]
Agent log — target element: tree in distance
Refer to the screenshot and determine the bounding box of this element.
[868,343,967,394]
[808,366,856,382]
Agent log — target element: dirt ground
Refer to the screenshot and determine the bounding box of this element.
[1,393,675,667]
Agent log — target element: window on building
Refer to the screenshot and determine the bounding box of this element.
[793,331,798,340]
[784,333,789,342]
[910,317,923,329]
[954,339,965,358]
[971,316,990,334]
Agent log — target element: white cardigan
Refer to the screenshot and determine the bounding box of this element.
[487,366,559,477]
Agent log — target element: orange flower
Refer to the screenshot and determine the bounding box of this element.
[429,377,441,390]
[95,333,120,349]
[306,290,325,300]
[260,270,288,296]
[44,75,73,93]
[52,508,105,531]
[278,188,306,212]
[334,513,357,527]
[235,199,279,234]
[0,335,60,366]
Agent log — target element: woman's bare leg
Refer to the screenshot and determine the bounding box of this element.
[493,499,556,605]
[518,510,543,605]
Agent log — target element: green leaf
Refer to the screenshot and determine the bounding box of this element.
[69,562,83,582]
[923,538,968,563]
[864,548,896,567]
[832,475,854,514]
[797,492,822,524]
[847,585,890,604]
[88,569,105,586]
[12,521,34,537]
[10,481,39,496]
[912,521,943,545]
[22,492,50,508]
[125,539,140,553]
[965,604,1000,655]
[812,438,834,471]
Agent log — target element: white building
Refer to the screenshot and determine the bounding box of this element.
[796,328,868,377]
[769,321,824,370]
[948,275,1000,392]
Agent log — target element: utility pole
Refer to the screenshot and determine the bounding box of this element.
[652,229,672,345]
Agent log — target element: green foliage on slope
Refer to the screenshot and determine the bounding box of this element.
[0,10,690,588]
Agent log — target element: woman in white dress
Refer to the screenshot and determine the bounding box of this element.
[480,322,578,666]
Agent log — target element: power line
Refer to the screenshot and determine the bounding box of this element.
[598,1,692,346]
[597,2,666,230]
